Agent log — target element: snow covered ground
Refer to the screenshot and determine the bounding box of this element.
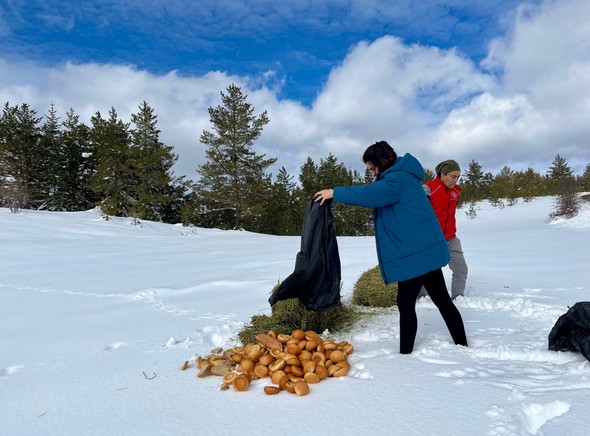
[1,195,589,435]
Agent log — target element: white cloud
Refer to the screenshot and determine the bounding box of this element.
[429,0,590,173]
[484,0,590,98]
[247,36,494,177]
[426,92,552,168]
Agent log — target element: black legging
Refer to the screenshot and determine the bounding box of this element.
[396,268,468,354]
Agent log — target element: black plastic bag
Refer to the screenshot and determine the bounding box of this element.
[548,301,590,361]
[268,199,341,311]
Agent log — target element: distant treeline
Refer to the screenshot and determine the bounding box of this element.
[1,85,589,234]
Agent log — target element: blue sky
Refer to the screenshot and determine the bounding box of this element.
[1,0,526,104]
[1,0,589,181]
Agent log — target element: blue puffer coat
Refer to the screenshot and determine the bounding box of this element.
[334,153,449,283]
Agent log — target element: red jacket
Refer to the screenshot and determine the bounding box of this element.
[425,177,460,240]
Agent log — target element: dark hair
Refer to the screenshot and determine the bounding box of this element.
[362,141,397,172]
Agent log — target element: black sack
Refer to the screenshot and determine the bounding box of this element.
[268,199,341,311]
[548,301,590,361]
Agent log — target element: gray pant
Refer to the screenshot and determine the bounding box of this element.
[419,236,468,299]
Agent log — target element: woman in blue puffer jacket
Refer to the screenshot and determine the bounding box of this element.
[315,141,467,354]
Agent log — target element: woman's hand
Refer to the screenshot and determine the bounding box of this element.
[314,189,334,205]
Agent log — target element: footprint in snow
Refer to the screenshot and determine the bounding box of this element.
[0,365,24,376]
[164,337,192,348]
[417,357,458,365]
[355,348,396,359]
[347,361,374,380]
[187,323,243,350]
[517,400,570,434]
[486,401,571,435]
[104,341,128,351]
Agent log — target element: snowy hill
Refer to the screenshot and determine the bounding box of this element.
[1,196,589,435]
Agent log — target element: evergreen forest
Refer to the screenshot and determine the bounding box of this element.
[1,85,588,235]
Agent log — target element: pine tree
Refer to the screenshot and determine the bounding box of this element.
[547,154,574,192]
[550,176,579,219]
[37,103,63,209]
[341,167,374,236]
[177,189,200,227]
[489,166,516,207]
[547,154,574,184]
[276,166,300,234]
[90,108,133,217]
[547,154,579,219]
[423,167,436,183]
[196,84,275,230]
[292,156,322,234]
[461,160,492,202]
[297,153,354,199]
[513,168,547,202]
[316,154,354,235]
[0,102,43,210]
[60,108,96,211]
[579,163,590,192]
[259,166,301,235]
[129,101,181,222]
[298,157,319,199]
[317,154,351,188]
[296,153,372,236]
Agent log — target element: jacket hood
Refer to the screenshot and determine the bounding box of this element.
[381,153,425,181]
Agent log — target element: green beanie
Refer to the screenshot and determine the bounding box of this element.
[435,159,460,175]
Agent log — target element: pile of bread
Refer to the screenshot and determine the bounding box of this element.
[184,329,354,396]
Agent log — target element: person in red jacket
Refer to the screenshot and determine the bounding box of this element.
[419,159,468,300]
